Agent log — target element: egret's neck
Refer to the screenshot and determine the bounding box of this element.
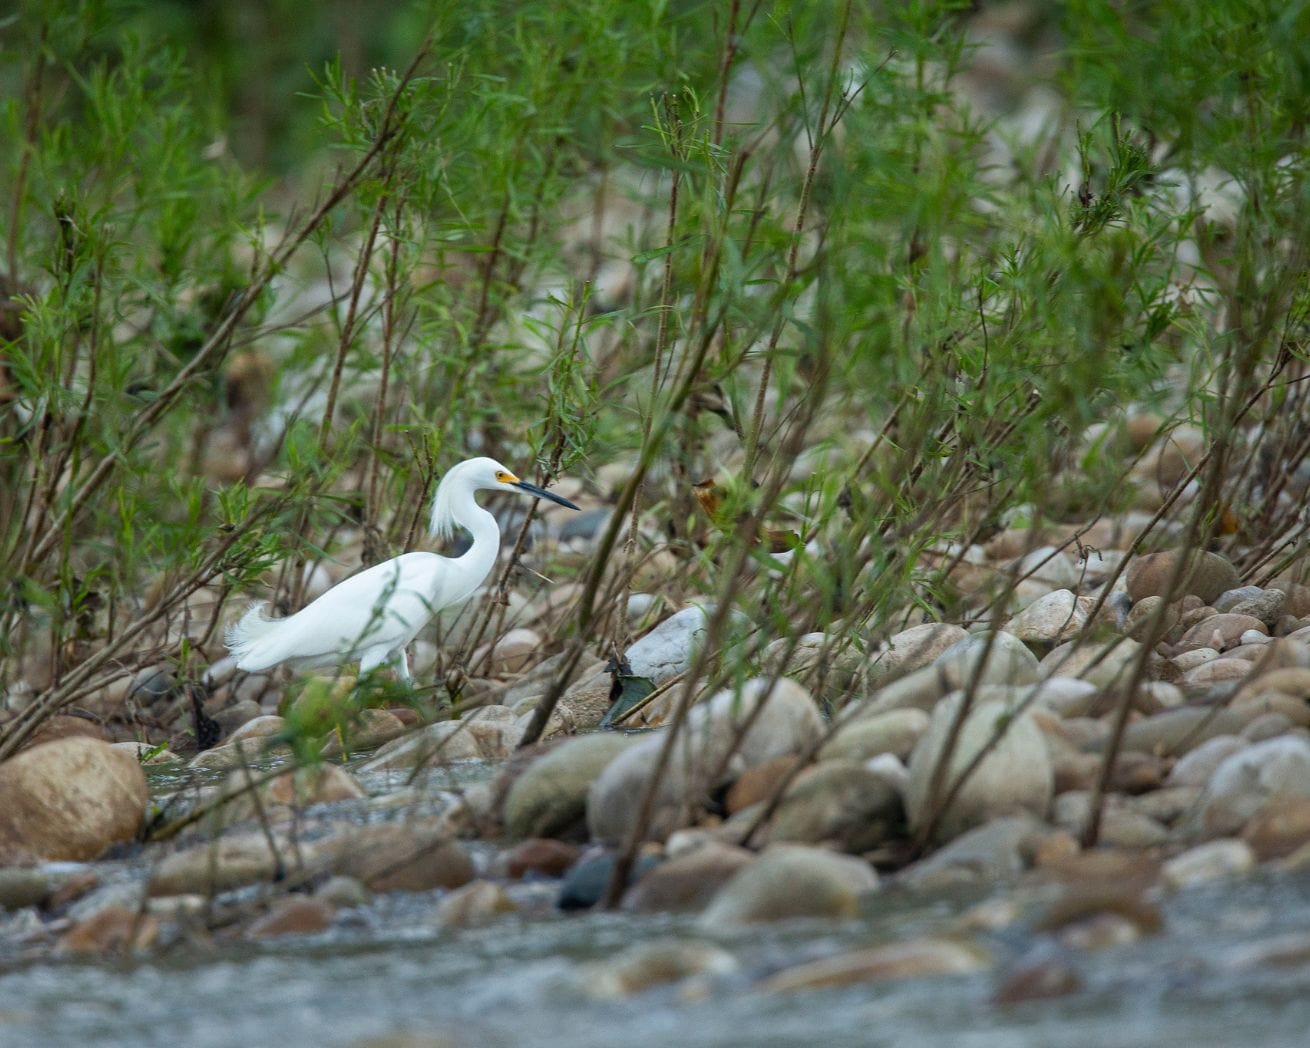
[435,485,501,596]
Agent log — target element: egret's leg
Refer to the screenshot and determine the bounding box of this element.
[391,649,412,686]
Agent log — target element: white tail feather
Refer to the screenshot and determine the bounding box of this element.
[225,601,282,670]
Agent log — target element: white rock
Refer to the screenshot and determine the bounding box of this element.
[1201,736,1310,835]
[1162,839,1255,889]
[1167,735,1249,788]
[905,691,1054,842]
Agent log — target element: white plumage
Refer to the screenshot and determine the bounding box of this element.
[225,456,579,682]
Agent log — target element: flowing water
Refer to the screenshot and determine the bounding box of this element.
[4,762,1310,1048]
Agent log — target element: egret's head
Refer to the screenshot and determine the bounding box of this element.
[430,456,581,539]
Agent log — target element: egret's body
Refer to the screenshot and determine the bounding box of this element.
[226,457,579,681]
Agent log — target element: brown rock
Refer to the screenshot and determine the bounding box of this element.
[17,715,108,752]
[759,937,990,992]
[245,897,335,938]
[318,823,474,893]
[725,755,801,815]
[433,880,517,928]
[1177,614,1267,652]
[502,838,581,879]
[1242,796,1310,860]
[1126,550,1240,605]
[59,906,160,954]
[622,842,755,914]
[0,737,147,861]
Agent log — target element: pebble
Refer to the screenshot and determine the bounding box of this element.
[759,936,989,992]
[503,733,640,840]
[766,761,902,853]
[577,939,738,997]
[1200,735,1310,835]
[697,845,878,927]
[245,897,335,938]
[1006,590,1098,645]
[621,841,755,914]
[433,880,517,928]
[1161,839,1255,889]
[1126,549,1240,604]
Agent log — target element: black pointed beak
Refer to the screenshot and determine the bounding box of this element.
[512,480,580,511]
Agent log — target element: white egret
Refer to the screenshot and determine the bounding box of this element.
[225,457,580,682]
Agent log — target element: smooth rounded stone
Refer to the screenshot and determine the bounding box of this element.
[1123,596,1181,643]
[577,939,739,998]
[1023,677,1101,719]
[149,832,305,896]
[760,936,989,993]
[588,678,823,845]
[1200,736,1310,836]
[1238,630,1272,648]
[1241,713,1297,742]
[225,714,289,745]
[471,628,541,676]
[1128,785,1203,825]
[1006,590,1098,645]
[319,708,409,758]
[58,905,160,954]
[899,815,1050,891]
[558,851,661,911]
[866,623,969,687]
[1241,796,1310,860]
[1039,638,1142,689]
[625,605,723,683]
[214,698,265,730]
[1119,706,1249,757]
[905,692,1054,842]
[1178,613,1267,652]
[433,879,518,928]
[697,845,878,928]
[358,706,521,772]
[762,633,863,693]
[188,732,290,772]
[994,952,1085,1005]
[0,738,148,862]
[500,838,581,879]
[555,670,617,732]
[245,897,335,939]
[0,865,97,910]
[766,761,902,853]
[821,708,930,763]
[725,755,801,814]
[18,714,108,752]
[220,765,366,821]
[1172,647,1220,673]
[110,740,181,765]
[1233,667,1310,705]
[1051,793,1169,848]
[1231,691,1310,729]
[318,823,475,893]
[1271,580,1310,618]
[933,631,1040,689]
[622,841,755,914]
[503,733,641,840]
[1126,549,1240,605]
[315,875,370,908]
[1136,681,1186,713]
[1221,587,1287,622]
[1179,657,1256,690]
[1013,547,1082,589]
[1167,735,1249,787]
[1161,839,1255,889]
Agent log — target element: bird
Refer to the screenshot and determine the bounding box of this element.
[225,457,580,683]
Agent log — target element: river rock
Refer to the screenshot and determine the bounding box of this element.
[1241,796,1310,859]
[697,845,878,927]
[905,692,1053,842]
[1177,614,1267,652]
[222,765,366,821]
[759,936,989,992]
[578,939,739,997]
[1161,839,1255,889]
[503,733,640,840]
[149,832,303,896]
[1007,590,1098,645]
[762,633,864,693]
[621,841,754,913]
[1039,638,1142,688]
[588,678,822,845]
[1167,735,1249,787]
[934,631,1040,689]
[1199,735,1310,835]
[59,905,160,954]
[245,897,335,938]
[1126,549,1240,604]
[821,708,930,763]
[558,851,661,910]
[0,738,148,862]
[318,708,409,757]
[866,623,969,687]
[1119,706,1248,756]
[433,879,517,928]
[899,815,1048,891]
[767,761,902,853]
[358,706,521,772]
[317,822,475,892]
[1216,586,1286,622]
[471,628,542,676]
[500,838,581,879]
[625,605,712,682]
